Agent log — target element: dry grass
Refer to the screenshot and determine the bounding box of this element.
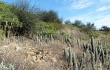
[0,37,69,70]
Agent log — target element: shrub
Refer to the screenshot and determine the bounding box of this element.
[39,10,62,24]
[72,20,83,27]
[35,21,62,36]
[100,26,110,31]
[0,2,21,37]
[64,19,72,24]
[11,0,39,36]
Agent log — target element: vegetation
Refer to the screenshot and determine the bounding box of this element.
[0,0,110,70]
[64,37,110,70]
[0,1,21,37]
[0,0,62,38]
[0,62,14,70]
[39,10,62,23]
[100,26,110,31]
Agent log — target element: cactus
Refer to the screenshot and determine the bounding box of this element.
[65,37,72,47]
[69,47,73,70]
[91,52,96,70]
[90,37,95,53]
[94,47,98,63]
[77,39,80,48]
[64,37,109,70]
[64,48,69,61]
[100,50,105,65]
[79,57,85,70]
[64,47,79,70]
[72,52,78,70]
[0,62,14,70]
[86,44,90,52]
[83,43,86,52]
[9,64,15,70]
[104,49,109,60]
[64,47,73,70]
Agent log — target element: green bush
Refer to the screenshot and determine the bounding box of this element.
[0,1,63,38]
[0,2,22,37]
[39,10,62,24]
[88,31,99,38]
[35,21,62,35]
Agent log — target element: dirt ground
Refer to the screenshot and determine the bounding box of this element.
[0,39,69,70]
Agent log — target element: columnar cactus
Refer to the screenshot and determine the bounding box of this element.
[94,47,98,63]
[64,48,69,61]
[69,47,73,70]
[77,39,80,48]
[79,57,85,70]
[100,50,105,65]
[64,37,109,70]
[72,52,78,70]
[90,37,95,53]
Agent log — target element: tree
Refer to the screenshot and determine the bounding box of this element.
[86,22,96,30]
[72,20,83,27]
[11,0,40,36]
[100,26,110,31]
[39,10,62,23]
[0,2,21,37]
[80,22,96,33]
[64,19,72,24]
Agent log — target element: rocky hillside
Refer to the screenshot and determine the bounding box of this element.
[0,1,110,70]
[0,38,69,70]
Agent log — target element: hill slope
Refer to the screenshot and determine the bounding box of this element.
[0,1,110,70]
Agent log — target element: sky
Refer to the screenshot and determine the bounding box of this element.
[2,0,110,28]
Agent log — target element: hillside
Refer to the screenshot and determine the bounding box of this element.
[0,1,110,70]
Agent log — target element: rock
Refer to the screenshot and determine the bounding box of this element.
[32,56,37,62]
[8,43,19,50]
[16,47,22,51]
[27,52,36,56]
[51,57,57,63]
[37,55,44,60]
[3,45,8,48]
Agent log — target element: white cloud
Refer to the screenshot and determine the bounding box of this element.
[99,0,110,3]
[71,0,93,9]
[60,0,110,29]
[66,13,110,29]
[94,17,110,28]
[66,12,94,23]
[67,16,91,23]
[96,5,110,12]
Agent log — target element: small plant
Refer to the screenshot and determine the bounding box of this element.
[0,62,14,70]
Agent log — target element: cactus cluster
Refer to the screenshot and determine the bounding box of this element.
[64,37,110,70]
[64,47,78,70]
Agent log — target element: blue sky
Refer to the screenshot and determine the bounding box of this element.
[3,0,110,28]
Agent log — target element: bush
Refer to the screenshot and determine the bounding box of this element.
[79,22,96,34]
[11,0,62,36]
[11,0,39,36]
[35,21,62,36]
[100,26,110,31]
[64,19,72,24]
[0,2,21,37]
[72,20,83,27]
[39,10,62,24]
